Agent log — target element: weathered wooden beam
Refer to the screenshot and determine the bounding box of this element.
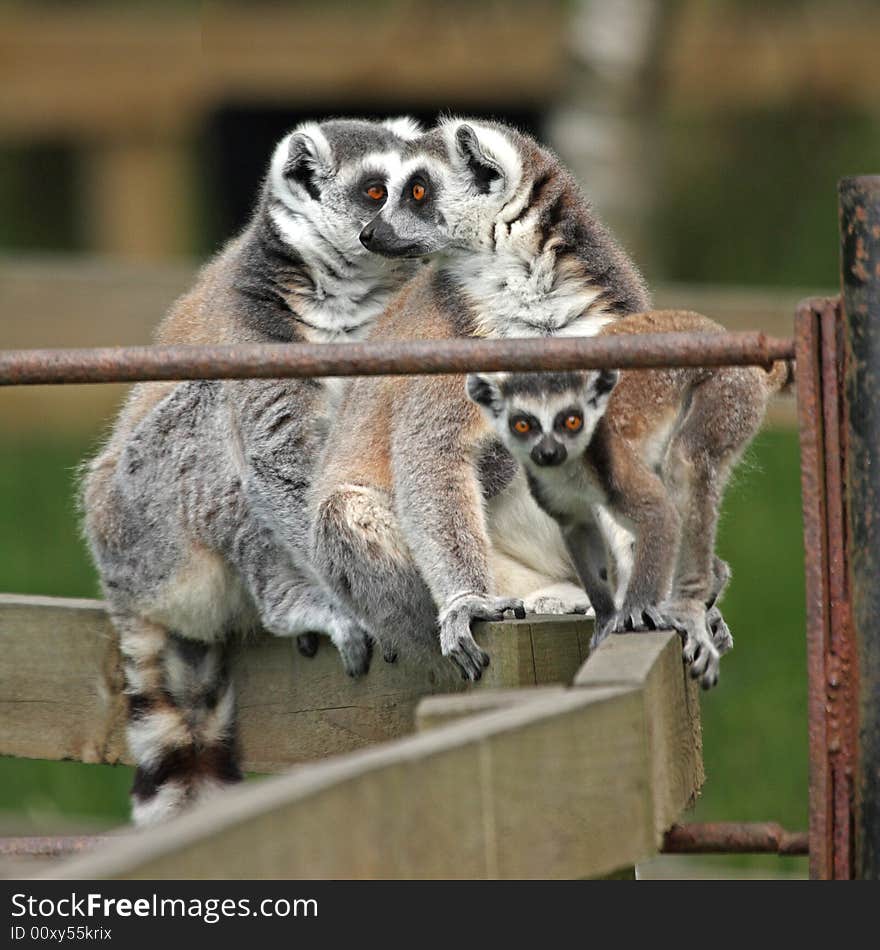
[38,631,702,880]
[41,685,652,880]
[574,633,704,841]
[0,595,589,772]
[416,686,567,732]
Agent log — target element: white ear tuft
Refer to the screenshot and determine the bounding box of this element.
[383,116,423,141]
[287,121,334,171]
[440,118,522,197]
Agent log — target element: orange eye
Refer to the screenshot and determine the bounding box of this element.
[513,418,531,434]
[412,183,426,201]
[564,414,583,432]
[366,184,386,201]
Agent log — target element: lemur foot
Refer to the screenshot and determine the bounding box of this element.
[525,595,590,617]
[439,594,525,681]
[523,583,590,617]
[296,632,320,658]
[329,623,373,678]
[591,604,668,650]
[707,605,734,655]
[660,600,721,690]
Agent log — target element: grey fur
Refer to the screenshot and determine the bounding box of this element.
[81,117,422,824]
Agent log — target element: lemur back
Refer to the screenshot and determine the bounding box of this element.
[312,118,650,682]
[81,117,422,824]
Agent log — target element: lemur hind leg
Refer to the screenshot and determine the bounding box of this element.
[116,613,242,826]
[312,484,522,680]
[226,518,372,677]
[663,370,765,686]
[312,484,440,666]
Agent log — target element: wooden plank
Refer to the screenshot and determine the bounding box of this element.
[416,686,567,732]
[574,631,704,841]
[36,623,702,880]
[0,595,588,772]
[0,595,127,765]
[41,684,653,880]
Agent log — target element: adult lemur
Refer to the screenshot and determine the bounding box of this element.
[467,311,793,689]
[81,117,422,823]
[311,118,650,681]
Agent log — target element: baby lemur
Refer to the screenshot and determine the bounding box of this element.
[467,310,793,688]
[311,118,650,682]
[81,117,421,823]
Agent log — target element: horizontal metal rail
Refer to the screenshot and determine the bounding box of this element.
[0,822,809,860]
[0,332,795,386]
[662,822,809,856]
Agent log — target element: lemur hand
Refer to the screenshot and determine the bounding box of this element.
[438,593,526,681]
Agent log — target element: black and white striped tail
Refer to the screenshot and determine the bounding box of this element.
[115,615,242,825]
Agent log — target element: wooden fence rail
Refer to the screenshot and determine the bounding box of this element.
[1,595,702,878]
[0,594,590,772]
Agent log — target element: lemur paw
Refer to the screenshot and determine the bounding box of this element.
[330,624,373,678]
[524,584,590,617]
[296,632,320,658]
[438,594,525,681]
[661,600,721,690]
[707,605,734,655]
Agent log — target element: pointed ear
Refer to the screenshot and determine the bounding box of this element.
[466,374,502,413]
[454,124,504,195]
[283,130,331,201]
[588,368,619,407]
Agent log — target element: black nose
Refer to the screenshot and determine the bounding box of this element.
[360,224,375,248]
[531,438,567,467]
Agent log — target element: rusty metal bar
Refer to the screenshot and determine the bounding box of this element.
[3,823,808,861]
[0,331,795,387]
[0,835,111,858]
[662,823,809,856]
[796,295,858,880]
[839,175,880,880]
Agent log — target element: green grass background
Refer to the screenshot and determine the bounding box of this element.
[0,426,807,872]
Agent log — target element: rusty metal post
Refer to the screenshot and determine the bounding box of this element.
[839,176,880,880]
[796,295,858,879]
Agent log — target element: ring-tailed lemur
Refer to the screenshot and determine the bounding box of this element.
[467,310,792,688]
[81,117,422,824]
[310,118,650,681]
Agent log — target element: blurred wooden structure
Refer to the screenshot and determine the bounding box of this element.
[0,1,566,261]
[0,592,701,879]
[1,1,877,262]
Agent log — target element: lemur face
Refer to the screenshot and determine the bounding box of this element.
[359,119,524,258]
[267,117,423,261]
[467,370,619,469]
